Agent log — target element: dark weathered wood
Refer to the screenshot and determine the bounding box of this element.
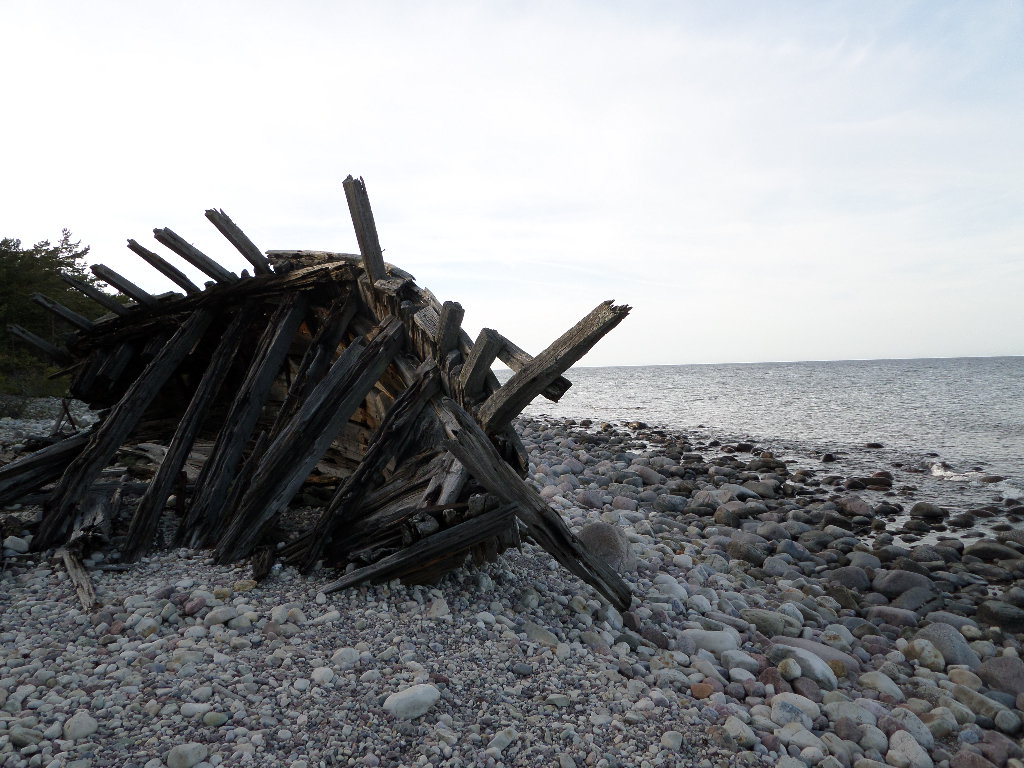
[436,301,464,356]
[459,328,503,403]
[434,397,632,609]
[497,335,572,402]
[342,175,386,284]
[205,209,272,275]
[292,361,440,570]
[216,318,406,561]
[31,293,95,331]
[67,478,120,550]
[126,239,201,294]
[122,308,254,561]
[91,264,158,307]
[184,294,308,546]
[57,547,98,611]
[153,228,238,284]
[60,274,130,316]
[0,431,91,505]
[321,505,514,593]
[7,325,74,365]
[35,309,215,550]
[478,301,630,433]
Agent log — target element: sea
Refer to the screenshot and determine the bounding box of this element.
[504,356,1023,535]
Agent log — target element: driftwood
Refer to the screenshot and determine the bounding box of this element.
[4,176,633,609]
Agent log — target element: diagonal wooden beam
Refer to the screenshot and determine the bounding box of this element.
[30,293,95,332]
[7,325,74,365]
[0,431,91,506]
[478,300,630,433]
[59,274,130,316]
[433,396,632,610]
[205,208,273,275]
[126,239,202,294]
[91,264,158,307]
[153,227,238,284]
[497,335,572,402]
[342,175,385,284]
[35,309,215,550]
[458,328,503,403]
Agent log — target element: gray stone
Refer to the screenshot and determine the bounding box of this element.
[383,684,441,719]
[2,535,29,553]
[767,644,838,690]
[828,565,871,591]
[680,628,738,656]
[577,522,637,573]
[871,570,935,598]
[167,743,209,768]
[858,671,904,701]
[886,730,933,768]
[977,655,1024,696]
[63,710,99,740]
[976,601,1024,632]
[914,623,981,669]
[771,636,860,676]
[523,621,559,647]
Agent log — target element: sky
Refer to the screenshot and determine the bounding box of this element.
[2,1,1022,366]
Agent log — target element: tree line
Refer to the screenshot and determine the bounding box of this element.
[0,231,118,397]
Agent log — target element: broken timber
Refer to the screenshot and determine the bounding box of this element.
[3,176,633,610]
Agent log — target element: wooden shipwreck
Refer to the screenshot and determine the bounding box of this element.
[1,177,632,609]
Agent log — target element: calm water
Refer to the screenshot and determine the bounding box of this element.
[506,357,1023,516]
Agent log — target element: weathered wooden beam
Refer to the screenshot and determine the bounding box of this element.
[433,397,632,610]
[35,309,215,550]
[321,505,514,593]
[264,250,415,280]
[459,328,503,403]
[7,325,74,365]
[30,293,95,331]
[342,175,386,284]
[478,301,630,433]
[153,227,238,284]
[436,301,464,356]
[497,335,572,402]
[205,209,273,275]
[217,318,407,561]
[122,307,254,562]
[59,274,130,317]
[183,294,308,546]
[0,430,91,506]
[57,547,98,611]
[91,264,158,307]
[126,239,201,294]
[292,361,440,571]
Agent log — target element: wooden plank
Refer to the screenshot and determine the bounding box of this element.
[122,307,254,562]
[35,309,215,550]
[57,547,98,611]
[126,239,201,294]
[91,264,158,307]
[60,274,130,316]
[153,227,238,283]
[216,317,407,561]
[7,325,74,365]
[205,208,273,275]
[436,300,464,356]
[321,505,514,593]
[30,293,95,331]
[459,328,503,403]
[497,335,572,402]
[478,301,630,433]
[290,361,440,571]
[433,397,632,610]
[342,175,386,284]
[0,431,91,506]
[183,294,308,546]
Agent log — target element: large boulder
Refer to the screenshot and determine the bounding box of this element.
[770,636,861,676]
[976,601,1024,632]
[872,569,935,598]
[577,522,637,573]
[914,623,981,669]
[977,656,1024,697]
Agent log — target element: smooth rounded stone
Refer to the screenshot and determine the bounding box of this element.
[867,605,920,627]
[772,692,821,719]
[909,502,946,520]
[2,535,29,553]
[383,684,441,720]
[180,702,211,717]
[203,711,230,727]
[332,647,360,668]
[993,709,1021,734]
[951,685,1020,732]
[886,730,934,768]
[772,699,813,730]
[203,605,238,626]
[661,730,684,751]
[976,601,1024,632]
[914,623,981,669]
[880,708,934,750]
[949,750,999,768]
[681,628,739,656]
[848,551,883,569]
[858,671,905,701]
[63,710,99,740]
[779,658,801,681]
[767,644,838,690]
[924,611,978,631]
[771,637,861,676]
[721,649,759,674]
[918,708,958,739]
[522,621,559,647]
[512,662,534,677]
[311,666,334,684]
[724,715,758,748]
[167,743,209,768]
[964,539,1021,561]
[860,723,890,753]
[487,727,518,753]
[777,721,825,751]
[948,668,983,690]
[825,700,877,726]
[742,608,800,637]
[905,639,945,672]
[821,623,857,653]
[577,522,637,573]
[977,656,1024,696]
[872,570,935,598]
[828,565,871,591]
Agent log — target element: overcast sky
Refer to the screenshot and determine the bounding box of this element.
[2,1,1021,366]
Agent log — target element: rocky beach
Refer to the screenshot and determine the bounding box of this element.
[1,406,1023,768]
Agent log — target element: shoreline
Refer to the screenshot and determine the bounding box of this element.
[0,412,1022,767]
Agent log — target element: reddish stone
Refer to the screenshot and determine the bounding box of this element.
[690,682,714,699]
[950,749,999,768]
